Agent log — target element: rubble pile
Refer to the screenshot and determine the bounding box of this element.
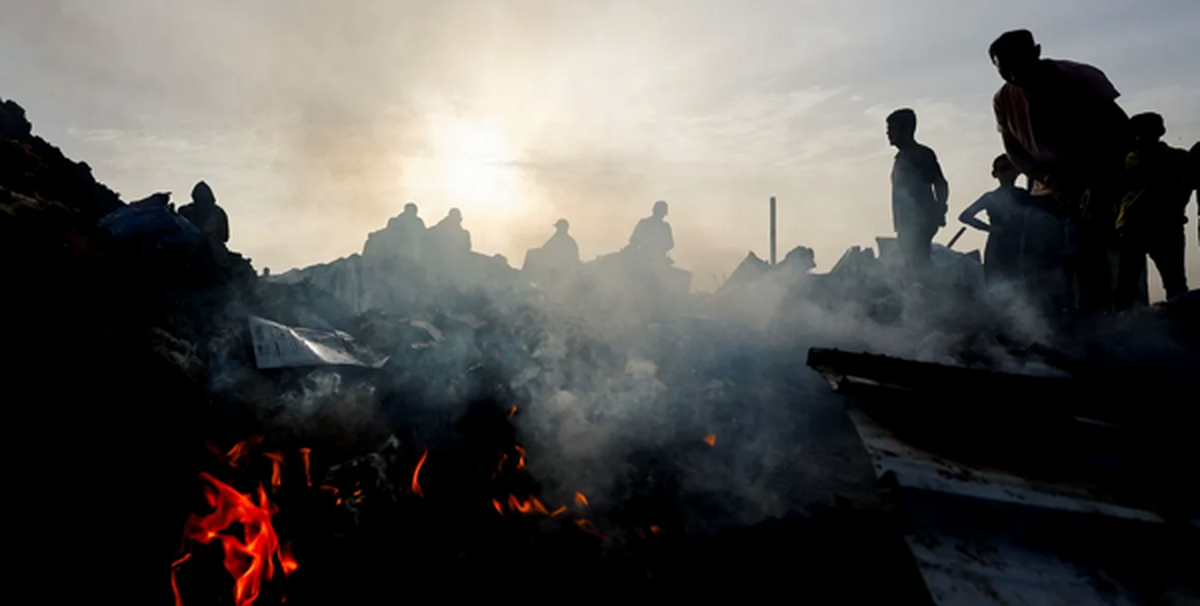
[5,96,1197,604]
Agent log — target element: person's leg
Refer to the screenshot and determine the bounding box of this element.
[1114,232,1148,311]
[1148,223,1189,300]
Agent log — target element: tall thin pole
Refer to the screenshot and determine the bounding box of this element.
[769,196,777,265]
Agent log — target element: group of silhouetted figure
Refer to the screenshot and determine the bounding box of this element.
[181,29,1196,315]
[886,29,1199,313]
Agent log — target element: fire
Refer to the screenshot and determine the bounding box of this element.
[298,448,312,486]
[493,494,564,516]
[225,436,265,468]
[649,525,662,534]
[507,405,518,419]
[280,542,298,575]
[264,452,285,491]
[702,434,716,447]
[514,445,526,470]
[575,492,589,506]
[171,553,192,606]
[412,449,429,497]
[574,519,610,540]
[179,472,294,606]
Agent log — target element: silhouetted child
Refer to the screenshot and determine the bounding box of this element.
[959,154,1032,283]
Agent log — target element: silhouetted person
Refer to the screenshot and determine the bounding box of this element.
[1114,113,1192,307]
[887,109,948,274]
[427,207,471,257]
[365,201,426,261]
[960,155,1032,284]
[1191,141,1200,243]
[989,29,1130,312]
[627,200,674,262]
[179,181,229,243]
[541,218,580,265]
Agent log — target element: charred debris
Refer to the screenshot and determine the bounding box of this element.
[3,97,1197,604]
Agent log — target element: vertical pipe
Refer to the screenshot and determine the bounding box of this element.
[770,196,777,265]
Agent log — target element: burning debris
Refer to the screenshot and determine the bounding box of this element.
[4,94,1197,604]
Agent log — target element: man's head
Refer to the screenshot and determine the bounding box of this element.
[1129,112,1166,148]
[991,154,1019,185]
[448,207,462,223]
[554,218,569,232]
[403,202,418,215]
[989,29,1041,87]
[191,181,215,205]
[652,200,668,218]
[886,109,917,147]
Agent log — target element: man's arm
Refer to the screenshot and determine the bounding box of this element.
[925,148,950,224]
[958,194,991,232]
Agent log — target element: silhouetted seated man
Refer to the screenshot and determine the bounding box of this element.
[989,28,1130,312]
[179,180,230,244]
[364,201,426,261]
[427,207,471,255]
[1115,112,1192,307]
[887,109,948,275]
[626,200,674,264]
[523,218,581,288]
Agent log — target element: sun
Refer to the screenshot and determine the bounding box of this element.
[435,119,520,216]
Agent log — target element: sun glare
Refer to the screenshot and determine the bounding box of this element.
[434,119,522,217]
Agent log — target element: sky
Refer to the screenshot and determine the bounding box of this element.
[2,0,1198,294]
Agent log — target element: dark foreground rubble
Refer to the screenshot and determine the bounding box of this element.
[4,97,1198,604]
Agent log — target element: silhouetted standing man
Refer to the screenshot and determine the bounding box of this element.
[179,181,229,243]
[988,29,1130,312]
[1114,113,1192,307]
[887,109,949,274]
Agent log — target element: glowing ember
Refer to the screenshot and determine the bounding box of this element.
[507,405,518,419]
[318,485,338,495]
[574,519,610,540]
[649,525,663,534]
[280,542,298,575]
[225,436,265,468]
[494,494,561,516]
[264,452,285,491]
[412,449,429,497]
[702,434,717,447]
[179,472,294,606]
[493,452,509,478]
[298,448,312,486]
[575,492,589,506]
[514,445,526,470]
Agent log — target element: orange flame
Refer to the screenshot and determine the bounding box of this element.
[493,453,509,478]
[180,472,293,606]
[318,485,338,495]
[549,506,567,517]
[507,405,518,420]
[225,436,265,469]
[171,553,193,606]
[507,494,550,514]
[649,525,662,534]
[264,452,285,491]
[412,449,429,497]
[492,499,505,515]
[514,445,526,470]
[575,492,589,506]
[280,542,298,575]
[702,434,716,447]
[298,448,312,486]
[574,519,610,540]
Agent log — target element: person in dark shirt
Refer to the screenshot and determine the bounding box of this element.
[959,154,1032,284]
[1114,113,1192,307]
[178,180,230,243]
[887,108,949,274]
[988,29,1130,312]
[627,200,675,262]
